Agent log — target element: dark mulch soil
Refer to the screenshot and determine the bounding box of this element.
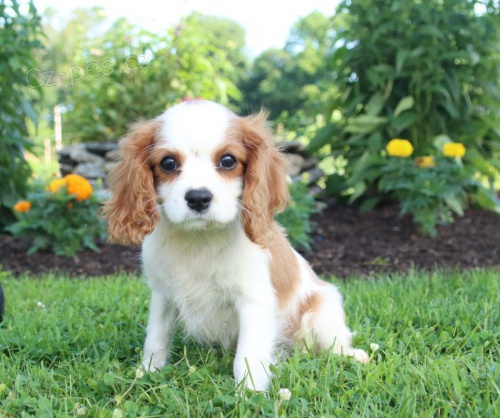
[1,205,499,279]
[307,205,500,277]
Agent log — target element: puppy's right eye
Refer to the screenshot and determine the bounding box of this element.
[160,157,177,173]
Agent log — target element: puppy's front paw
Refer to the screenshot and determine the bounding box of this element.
[141,350,168,372]
[347,348,370,364]
[234,359,271,392]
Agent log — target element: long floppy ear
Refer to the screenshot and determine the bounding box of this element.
[239,110,289,247]
[103,119,161,245]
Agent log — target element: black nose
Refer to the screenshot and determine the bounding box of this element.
[185,188,213,213]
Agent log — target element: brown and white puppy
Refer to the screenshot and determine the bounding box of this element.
[104,100,368,391]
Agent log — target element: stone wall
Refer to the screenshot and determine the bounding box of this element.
[57,142,120,184]
[57,140,324,196]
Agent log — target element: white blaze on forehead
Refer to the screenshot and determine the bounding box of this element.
[158,101,236,153]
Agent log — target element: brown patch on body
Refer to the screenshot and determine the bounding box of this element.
[281,290,323,341]
[268,225,301,309]
[298,292,323,319]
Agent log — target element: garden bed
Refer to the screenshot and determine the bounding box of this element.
[0,204,498,279]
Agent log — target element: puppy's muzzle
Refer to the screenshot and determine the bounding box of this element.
[185,188,213,213]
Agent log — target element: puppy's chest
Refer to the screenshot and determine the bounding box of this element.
[148,248,244,344]
[175,278,239,347]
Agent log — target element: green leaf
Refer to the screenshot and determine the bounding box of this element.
[391,112,417,134]
[359,196,380,212]
[393,96,414,117]
[465,149,498,178]
[472,187,500,213]
[307,123,339,152]
[21,99,38,125]
[445,197,464,216]
[365,92,385,116]
[368,131,383,153]
[345,115,387,135]
[325,173,348,196]
[103,372,117,386]
[395,49,409,74]
[348,181,367,204]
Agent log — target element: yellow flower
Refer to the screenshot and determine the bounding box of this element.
[386,139,414,158]
[13,200,31,213]
[442,142,466,158]
[47,178,67,193]
[64,174,93,201]
[415,156,435,168]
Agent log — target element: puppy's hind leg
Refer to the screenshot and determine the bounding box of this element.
[296,285,369,363]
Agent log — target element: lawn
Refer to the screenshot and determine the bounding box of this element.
[0,269,498,417]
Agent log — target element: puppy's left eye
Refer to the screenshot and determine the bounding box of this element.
[220,154,237,170]
[160,156,178,173]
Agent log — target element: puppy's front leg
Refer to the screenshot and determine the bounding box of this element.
[234,298,277,391]
[141,290,178,371]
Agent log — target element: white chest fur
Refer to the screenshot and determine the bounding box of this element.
[142,217,275,348]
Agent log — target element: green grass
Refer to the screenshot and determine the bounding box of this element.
[0,269,499,417]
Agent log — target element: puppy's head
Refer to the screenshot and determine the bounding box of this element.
[103,100,289,246]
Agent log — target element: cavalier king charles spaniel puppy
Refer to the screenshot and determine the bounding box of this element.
[104,100,368,391]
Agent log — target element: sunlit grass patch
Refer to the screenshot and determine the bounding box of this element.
[0,269,498,416]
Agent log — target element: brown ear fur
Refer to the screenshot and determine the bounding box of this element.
[239,110,289,247]
[102,119,161,245]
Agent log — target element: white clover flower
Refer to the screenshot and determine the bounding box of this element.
[37,301,45,309]
[112,408,124,418]
[135,368,144,379]
[278,388,291,401]
[76,406,88,415]
[370,343,380,352]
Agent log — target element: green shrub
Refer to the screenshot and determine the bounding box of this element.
[379,138,476,236]
[42,12,242,143]
[309,0,500,223]
[277,181,318,250]
[7,174,106,257]
[0,0,43,229]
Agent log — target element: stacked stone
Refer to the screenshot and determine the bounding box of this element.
[57,140,324,197]
[57,142,120,184]
[277,140,324,198]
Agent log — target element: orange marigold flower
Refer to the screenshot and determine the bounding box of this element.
[415,156,435,168]
[47,178,67,193]
[386,139,414,158]
[442,142,466,158]
[14,200,31,213]
[64,174,93,201]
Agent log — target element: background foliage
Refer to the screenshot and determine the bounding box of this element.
[36,10,243,143]
[1,0,499,240]
[309,0,500,215]
[0,0,42,228]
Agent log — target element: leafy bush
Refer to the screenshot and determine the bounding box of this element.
[380,138,474,236]
[276,181,318,250]
[38,12,242,143]
[7,175,105,256]
[0,0,43,229]
[309,0,500,219]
